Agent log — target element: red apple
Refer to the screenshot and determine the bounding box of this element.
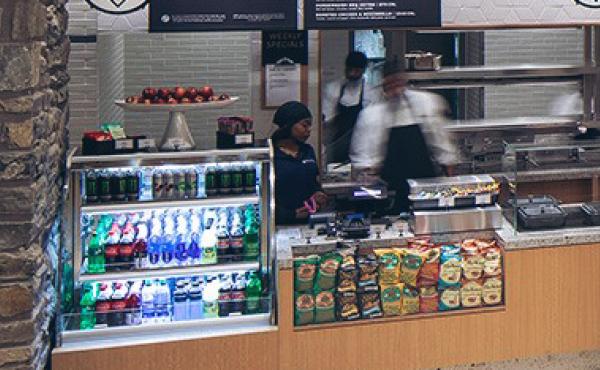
[167,97,178,105]
[156,98,166,104]
[198,85,214,99]
[180,97,191,104]
[142,88,157,99]
[193,96,205,103]
[218,93,230,101]
[158,88,171,99]
[187,87,198,99]
[173,87,186,100]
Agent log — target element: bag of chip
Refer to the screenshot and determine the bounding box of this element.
[337,254,358,293]
[418,247,440,287]
[375,249,401,285]
[439,286,461,311]
[483,247,503,278]
[401,286,419,315]
[357,253,379,288]
[460,279,483,308]
[315,252,342,291]
[358,286,383,319]
[461,248,485,281]
[336,291,360,321]
[380,283,404,316]
[482,277,503,306]
[294,255,319,292]
[315,289,336,323]
[294,292,315,326]
[439,245,462,289]
[419,286,438,313]
[400,252,424,287]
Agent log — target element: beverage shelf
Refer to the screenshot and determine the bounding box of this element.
[80,195,260,214]
[79,261,260,282]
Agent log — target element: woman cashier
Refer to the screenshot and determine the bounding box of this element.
[272,101,327,224]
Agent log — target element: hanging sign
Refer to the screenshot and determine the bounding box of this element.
[304,0,441,29]
[262,31,308,65]
[150,0,297,32]
[86,0,148,14]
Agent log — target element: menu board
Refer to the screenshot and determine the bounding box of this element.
[304,0,441,29]
[149,0,297,32]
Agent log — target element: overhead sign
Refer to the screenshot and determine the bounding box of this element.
[575,0,600,8]
[85,0,148,14]
[304,0,441,29]
[149,0,297,32]
[262,31,308,65]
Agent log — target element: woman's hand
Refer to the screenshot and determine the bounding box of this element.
[295,206,310,219]
[312,191,328,209]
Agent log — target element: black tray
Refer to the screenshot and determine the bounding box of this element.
[506,195,558,208]
[517,204,567,230]
[411,193,498,211]
[581,202,600,226]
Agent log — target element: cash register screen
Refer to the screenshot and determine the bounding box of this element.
[352,188,384,199]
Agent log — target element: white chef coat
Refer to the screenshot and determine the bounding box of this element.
[349,89,458,170]
[322,77,381,122]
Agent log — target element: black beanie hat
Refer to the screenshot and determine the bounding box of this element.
[345,51,368,69]
[272,101,312,128]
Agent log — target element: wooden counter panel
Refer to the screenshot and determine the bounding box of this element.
[52,330,279,370]
[279,244,600,370]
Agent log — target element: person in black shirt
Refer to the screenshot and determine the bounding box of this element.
[272,101,327,224]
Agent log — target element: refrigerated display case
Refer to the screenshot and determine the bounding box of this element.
[56,147,276,348]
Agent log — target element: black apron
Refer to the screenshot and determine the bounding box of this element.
[326,81,364,164]
[381,106,437,213]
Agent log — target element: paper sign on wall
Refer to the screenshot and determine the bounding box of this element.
[265,64,302,107]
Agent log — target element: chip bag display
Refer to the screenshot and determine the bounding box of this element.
[357,253,379,288]
[439,246,462,289]
[460,279,483,308]
[380,283,404,316]
[336,291,360,321]
[482,277,503,306]
[483,247,503,278]
[315,253,342,291]
[418,247,440,287]
[315,290,336,323]
[401,286,420,315]
[399,251,424,287]
[419,286,438,313]
[375,249,402,285]
[358,286,383,319]
[294,255,319,292]
[294,293,315,326]
[439,287,461,311]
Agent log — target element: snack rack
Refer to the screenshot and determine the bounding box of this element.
[56,146,276,349]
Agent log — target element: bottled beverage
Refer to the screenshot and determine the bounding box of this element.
[152,170,164,200]
[134,223,148,269]
[94,283,111,328]
[79,283,96,330]
[172,289,188,322]
[85,171,98,203]
[174,213,189,265]
[140,168,154,201]
[217,165,232,195]
[87,232,105,273]
[108,282,128,327]
[243,216,260,262]
[105,225,121,271]
[119,223,135,270]
[205,166,217,197]
[231,165,243,194]
[203,280,219,318]
[174,171,186,199]
[126,171,140,201]
[126,282,142,326]
[141,280,155,324]
[218,281,231,317]
[243,164,256,194]
[230,221,244,262]
[188,282,203,320]
[147,218,163,267]
[154,280,171,323]
[231,280,246,315]
[162,216,176,266]
[185,169,198,198]
[216,221,231,264]
[98,171,112,202]
[187,232,201,266]
[110,171,127,201]
[164,171,175,199]
[200,225,218,265]
[245,272,262,314]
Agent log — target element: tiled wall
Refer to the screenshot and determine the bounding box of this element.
[98,33,124,124]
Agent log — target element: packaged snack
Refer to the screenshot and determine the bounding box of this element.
[460,279,483,308]
[419,286,439,313]
[315,290,336,323]
[337,253,358,292]
[462,249,485,281]
[400,252,424,287]
[357,253,379,288]
[375,249,402,284]
[439,246,462,289]
[439,287,461,311]
[482,277,503,306]
[294,255,319,292]
[401,286,420,315]
[315,253,342,291]
[294,293,315,326]
[358,286,383,319]
[380,283,404,316]
[418,247,440,286]
[483,247,503,278]
[336,291,360,321]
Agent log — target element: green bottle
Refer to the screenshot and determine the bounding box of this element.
[245,272,262,314]
[79,283,96,330]
[243,217,260,262]
[87,232,105,273]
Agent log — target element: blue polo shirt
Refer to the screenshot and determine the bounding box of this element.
[274,143,321,224]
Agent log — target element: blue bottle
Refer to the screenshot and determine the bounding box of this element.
[174,213,189,265]
[147,217,163,267]
[162,216,176,266]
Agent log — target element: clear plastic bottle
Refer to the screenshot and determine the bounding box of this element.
[200,224,218,265]
[154,279,171,323]
[202,280,219,318]
[141,280,155,324]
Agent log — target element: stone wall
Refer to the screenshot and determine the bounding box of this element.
[0,0,69,368]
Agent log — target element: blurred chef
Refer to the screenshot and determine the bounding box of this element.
[349,60,458,212]
[271,101,327,224]
[322,51,381,163]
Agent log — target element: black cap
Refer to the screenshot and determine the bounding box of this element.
[345,51,368,69]
[272,101,312,128]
